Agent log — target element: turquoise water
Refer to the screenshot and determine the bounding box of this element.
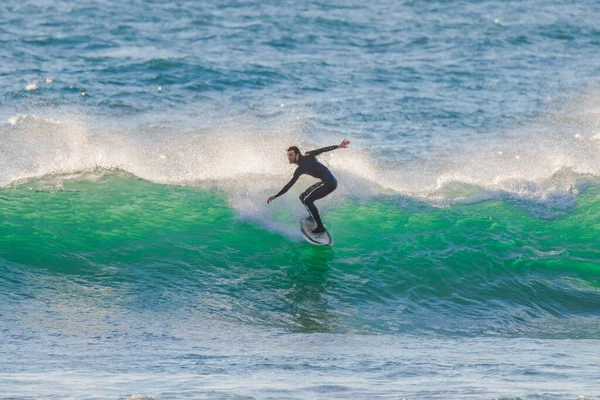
[2,0,600,399]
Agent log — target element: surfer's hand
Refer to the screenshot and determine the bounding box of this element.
[267,196,276,204]
[339,139,350,148]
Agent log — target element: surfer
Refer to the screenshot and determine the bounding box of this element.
[267,139,350,234]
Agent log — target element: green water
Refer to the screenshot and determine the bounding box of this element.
[2,172,599,338]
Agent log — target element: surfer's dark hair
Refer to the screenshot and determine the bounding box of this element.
[286,146,300,155]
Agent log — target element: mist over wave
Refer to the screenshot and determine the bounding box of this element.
[3,93,600,224]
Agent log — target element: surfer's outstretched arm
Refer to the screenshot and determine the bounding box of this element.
[305,145,338,157]
[305,139,350,157]
[267,169,301,203]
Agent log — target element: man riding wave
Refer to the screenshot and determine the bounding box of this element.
[267,139,350,234]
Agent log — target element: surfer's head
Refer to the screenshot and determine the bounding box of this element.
[286,146,300,164]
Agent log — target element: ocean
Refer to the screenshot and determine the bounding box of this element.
[1,0,600,398]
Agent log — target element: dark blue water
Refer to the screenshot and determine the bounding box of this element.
[2,0,600,398]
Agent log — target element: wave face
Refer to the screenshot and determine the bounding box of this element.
[2,169,599,338]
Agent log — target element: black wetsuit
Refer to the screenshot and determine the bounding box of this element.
[274,145,338,230]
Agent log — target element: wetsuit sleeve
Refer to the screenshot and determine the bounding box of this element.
[274,168,301,198]
[305,145,338,157]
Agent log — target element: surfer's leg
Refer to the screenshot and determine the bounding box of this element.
[300,182,323,223]
[301,180,337,233]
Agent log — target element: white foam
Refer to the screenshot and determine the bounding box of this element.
[118,395,154,400]
[8,114,61,126]
[2,95,600,224]
[88,46,183,61]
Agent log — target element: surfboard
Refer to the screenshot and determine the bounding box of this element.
[299,217,333,246]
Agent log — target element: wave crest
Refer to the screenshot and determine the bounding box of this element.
[3,99,600,221]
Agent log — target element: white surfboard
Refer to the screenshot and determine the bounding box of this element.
[299,218,333,246]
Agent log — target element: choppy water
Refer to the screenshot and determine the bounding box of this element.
[1,0,600,399]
